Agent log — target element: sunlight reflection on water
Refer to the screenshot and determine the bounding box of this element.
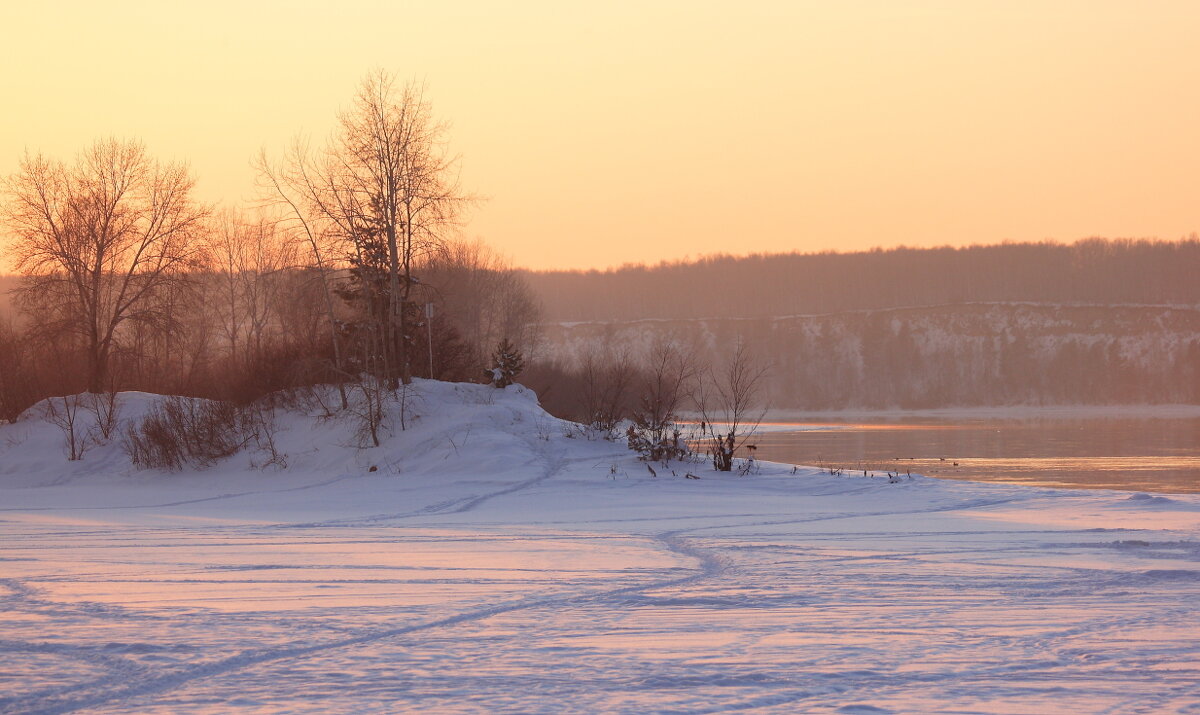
[749,417,1200,493]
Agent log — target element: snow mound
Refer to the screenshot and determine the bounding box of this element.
[0,380,574,491]
[1140,569,1200,582]
[1127,492,1176,505]
[1118,492,1200,511]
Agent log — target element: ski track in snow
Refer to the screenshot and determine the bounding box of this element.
[8,477,1198,714]
[3,383,1200,713]
[0,424,592,713]
[2,441,724,714]
[0,473,368,513]
[3,533,714,715]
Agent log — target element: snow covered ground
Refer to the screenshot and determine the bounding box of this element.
[2,381,1199,714]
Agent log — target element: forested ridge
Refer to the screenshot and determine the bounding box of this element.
[525,239,1200,322]
[538,302,1200,409]
[527,239,1200,409]
[7,237,1200,414]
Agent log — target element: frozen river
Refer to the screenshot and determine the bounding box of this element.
[3,385,1200,713]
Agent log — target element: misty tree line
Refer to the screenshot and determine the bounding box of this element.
[525,239,1200,322]
[522,336,770,473]
[0,71,540,424]
[525,239,1200,411]
[540,303,1200,410]
[768,304,1200,408]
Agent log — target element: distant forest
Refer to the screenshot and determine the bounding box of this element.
[539,304,1200,409]
[525,239,1200,322]
[6,239,1200,413]
[527,240,1200,409]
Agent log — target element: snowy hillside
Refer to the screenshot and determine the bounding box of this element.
[2,381,1200,713]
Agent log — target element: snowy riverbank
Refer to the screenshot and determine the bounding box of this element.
[2,381,1199,713]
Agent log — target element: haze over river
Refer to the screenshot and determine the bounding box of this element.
[750,415,1200,494]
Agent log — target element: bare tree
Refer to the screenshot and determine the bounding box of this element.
[255,142,350,407]
[203,209,298,368]
[44,394,90,461]
[117,275,210,396]
[86,390,122,441]
[205,209,252,365]
[580,346,635,436]
[259,70,468,388]
[696,339,769,472]
[1,139,209,393]
[0,318,36,422]
[419,238,543,370]
[348,376,389,447]
[626,339,697,462]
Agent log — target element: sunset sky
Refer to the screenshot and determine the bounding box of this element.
[2,0,1198,271]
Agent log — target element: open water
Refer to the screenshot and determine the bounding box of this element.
[749,416,1200,493]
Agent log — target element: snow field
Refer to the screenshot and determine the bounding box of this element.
[2,381,1199,713]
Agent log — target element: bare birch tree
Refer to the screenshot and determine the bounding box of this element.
[696,339,769,472]
[203,208,298,368]
[255,140,349,407]
[625,339,697,462]
[1,139,209,393]
[259,70,467,388]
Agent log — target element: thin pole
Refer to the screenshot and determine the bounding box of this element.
[425,302,435,379]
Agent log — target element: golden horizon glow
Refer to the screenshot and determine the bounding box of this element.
[2,1,1199,272]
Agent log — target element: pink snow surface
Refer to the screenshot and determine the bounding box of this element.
[2,381,1199,713]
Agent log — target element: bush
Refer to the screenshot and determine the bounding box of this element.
[122,396,258,470]
[626,422,689,464]
[44,394,91,461]
[625,339,695,463]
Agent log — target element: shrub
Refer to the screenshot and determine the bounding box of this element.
[625,421,689,464]
[122,396,256,470]
[44,395,90,461]
[625,339,695,463]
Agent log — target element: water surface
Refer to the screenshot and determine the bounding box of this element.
[748,417,1200,493]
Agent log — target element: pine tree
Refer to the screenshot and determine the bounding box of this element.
[486,338,525,388]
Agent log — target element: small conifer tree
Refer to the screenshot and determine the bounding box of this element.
[486,338,525,388]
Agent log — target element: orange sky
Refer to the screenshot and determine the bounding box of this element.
[2,1,1198,271]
